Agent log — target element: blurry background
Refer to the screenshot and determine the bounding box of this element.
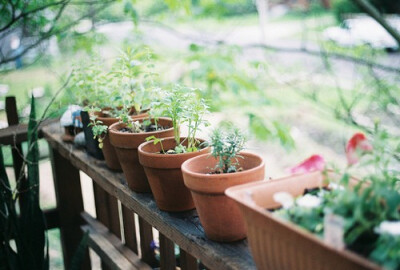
[1,0,400,268]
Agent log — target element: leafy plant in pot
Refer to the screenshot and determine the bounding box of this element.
[109,109,174,192]
[226,130,399,270]
[67,59,107,159]
[138,85,210,212]
[181,126,265,242]
[88,47,155,170]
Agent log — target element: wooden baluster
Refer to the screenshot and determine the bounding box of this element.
[138,217,158,267]
[93,182,111,270]
[50,149,90,269]
[107,194,121,239]
[180,247,198,270]
[122,205,138,253]
[159,233,176,270]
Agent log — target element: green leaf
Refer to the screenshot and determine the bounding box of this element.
[19,96,47,270]
[68,231,89,270]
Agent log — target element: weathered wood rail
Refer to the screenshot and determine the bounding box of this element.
[43,121,256,270]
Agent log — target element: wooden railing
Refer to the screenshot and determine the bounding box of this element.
[1,97,255,269]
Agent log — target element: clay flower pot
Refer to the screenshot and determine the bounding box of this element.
[138,137,209,212]
[109,117,173,193]
[225,171,377,270]
[182,152,265,242]
[95,110,148,171]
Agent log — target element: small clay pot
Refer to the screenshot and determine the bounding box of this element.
[95,110,148,171]
[138,137,209,212]
[182,152,265,242]
[109,118,173,193]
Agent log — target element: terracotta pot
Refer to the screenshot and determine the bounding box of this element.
[109,117,173,193]
[138,137,209,212]
[95,110,148,171]
[225,171,379,270]
[182,152,265,242]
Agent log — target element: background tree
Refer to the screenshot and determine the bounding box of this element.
[0,0,117,66]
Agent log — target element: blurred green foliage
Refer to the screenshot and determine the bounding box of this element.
[332,0,400,22]
[332,0,361,22]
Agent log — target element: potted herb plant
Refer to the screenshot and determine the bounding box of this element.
[109,110,174,192]
[181,126,265,242]
[138,85,210,212]
[225,131,399,270]
[67,59,106,159]
[88,47,156,170]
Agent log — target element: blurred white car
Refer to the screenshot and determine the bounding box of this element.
[323,15,400,50]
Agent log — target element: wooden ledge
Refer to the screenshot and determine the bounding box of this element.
[0,118,58,145]
[82,212,151,270]
[43,122,255,270]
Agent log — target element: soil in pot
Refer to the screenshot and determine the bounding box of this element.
[109,117,173,193]
[95,109,148,171]
[80,111,104,159]
[182,152,265,242]
[138,137,209,212]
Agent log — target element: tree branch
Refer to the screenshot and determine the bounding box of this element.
[0,0,69,32]
[0,2,111,65]
[141,19,400,74]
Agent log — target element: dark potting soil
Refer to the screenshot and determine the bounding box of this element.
[207,167,244,175]
[157,144,206,155]
[119,124,170,133]
[303,187,329,196]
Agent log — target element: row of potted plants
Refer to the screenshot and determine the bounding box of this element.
[68,46,399,269]
[68,47,265,243]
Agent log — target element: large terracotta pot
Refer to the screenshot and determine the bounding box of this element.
[109,117,173,193]
[182,152,265,242]
[95,110,148,171]
[225,171,379,270]
[138,137,209,212]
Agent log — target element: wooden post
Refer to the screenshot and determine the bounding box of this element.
[107,194,121,239]
[159,233,175,270]
[5,97,27,213]
[93,182,111,270]
[138,217,158,267]
[50,148,90,269]
[122,205,138,253]
[93,184,121,270]
[180,248,198,270]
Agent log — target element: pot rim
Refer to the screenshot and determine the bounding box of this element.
[138,136,208,158]
[94,111,148,122]
[181,151,265,179]
[108,117,173,137]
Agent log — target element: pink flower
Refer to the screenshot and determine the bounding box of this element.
[346,133,373,165]
[290,155,326,174]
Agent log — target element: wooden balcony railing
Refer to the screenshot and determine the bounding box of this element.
[0,96,255,270]
[43,121,255,270]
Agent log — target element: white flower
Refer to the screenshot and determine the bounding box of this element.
[328,182,345,190]
[296,194,322,208]
[375,221,400,236]
[273,192,294,209]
